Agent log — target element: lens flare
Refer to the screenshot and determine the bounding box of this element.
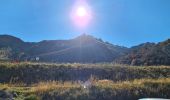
[70,0,93,28]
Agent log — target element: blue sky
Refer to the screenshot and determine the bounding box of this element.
[0,0,170,47]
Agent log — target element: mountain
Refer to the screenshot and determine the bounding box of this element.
[0,34,170,65]
[0,35,24,60]
[0,34,128,63]
[116,39,170,65]
[26,34,128,62]
[0,35,34,60]
[0,35,24,49]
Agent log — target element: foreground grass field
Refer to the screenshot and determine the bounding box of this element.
[0,78,170,100]
[0,62,170,100]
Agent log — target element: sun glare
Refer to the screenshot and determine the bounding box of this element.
[70,0,93,28]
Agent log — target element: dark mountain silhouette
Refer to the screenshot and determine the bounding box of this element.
[0,34,128,63]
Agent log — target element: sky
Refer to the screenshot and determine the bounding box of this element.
[0,0,170,47]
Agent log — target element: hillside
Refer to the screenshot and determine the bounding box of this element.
[117,39,170,65]
[0,35,34,60]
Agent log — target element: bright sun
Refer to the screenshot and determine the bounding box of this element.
[76,7,87,17]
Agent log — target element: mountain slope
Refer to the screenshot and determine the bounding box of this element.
[0,35,27,60]
[116,39,170,65]
[0,35,24,48]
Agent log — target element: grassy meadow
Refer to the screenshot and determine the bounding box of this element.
[0,62,170,100]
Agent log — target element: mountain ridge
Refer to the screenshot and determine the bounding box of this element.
[0,34,170,65]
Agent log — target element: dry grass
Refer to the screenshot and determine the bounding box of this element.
[95,78,170,89]
[0,78,170,99]
[0,62,170,99]
[30,81,80,94]
[1,78,169,94]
